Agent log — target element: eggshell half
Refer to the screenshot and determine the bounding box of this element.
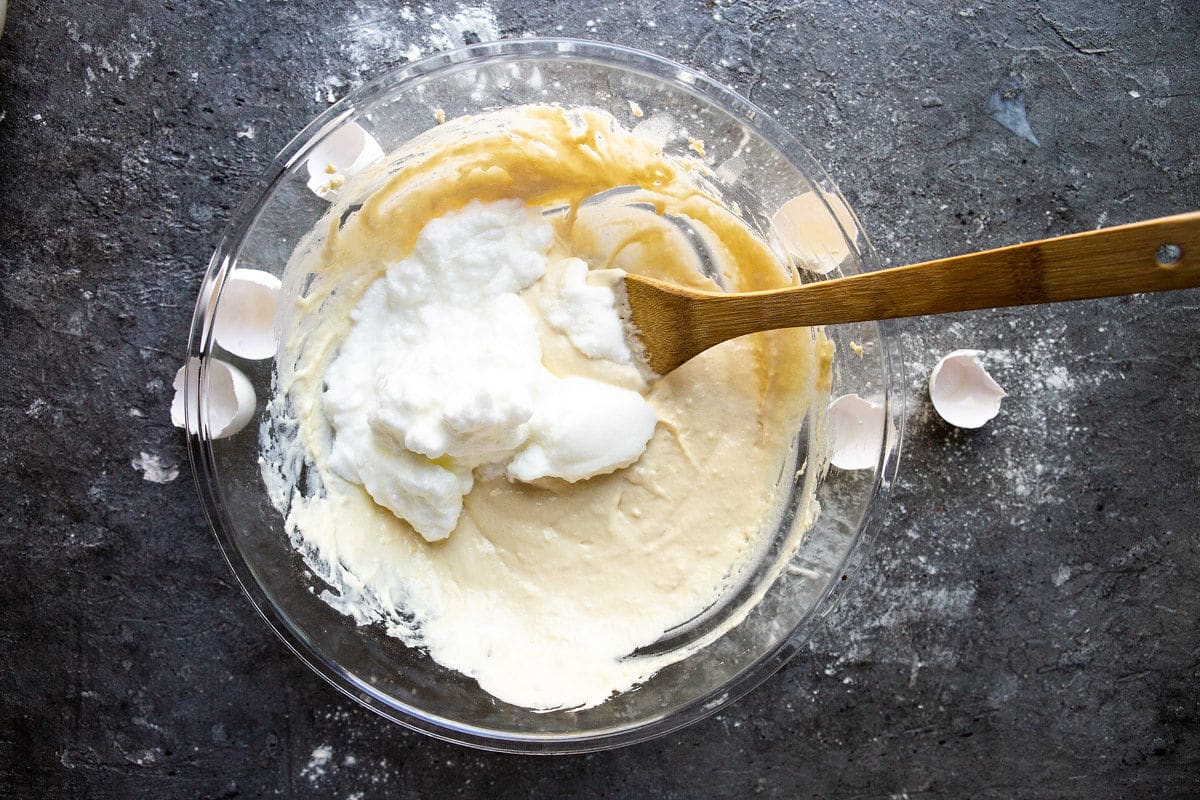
[304,121,384,199]
[828,393,887,470]
[171,357,257,439]
[929,349,1006,429]
[770,190,859,275]
[212,269,281,360]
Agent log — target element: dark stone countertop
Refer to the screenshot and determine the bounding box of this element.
[1,1,1197,797]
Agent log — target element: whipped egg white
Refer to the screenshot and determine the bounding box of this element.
[322,199,655,542]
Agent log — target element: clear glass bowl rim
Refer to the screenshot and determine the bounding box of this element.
[186,37,906,754]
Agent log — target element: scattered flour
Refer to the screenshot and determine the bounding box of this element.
[339,1,420,80]
[70,19,154,97]
[904,320,1117,528]
[1043,364,1073,392]
[26,398,49,419]
[301,745,333,782]
[131,452,178,484]
[826,582,978,671]
[322,2,505,104]
[315,74,349,104]
[872,585,977,630]
[426,4,502,51]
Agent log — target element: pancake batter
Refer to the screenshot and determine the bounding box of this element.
[261,105,833,710]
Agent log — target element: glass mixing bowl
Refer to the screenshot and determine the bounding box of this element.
[185,39,903,753]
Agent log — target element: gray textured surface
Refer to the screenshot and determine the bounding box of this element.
[1,0,1198,797]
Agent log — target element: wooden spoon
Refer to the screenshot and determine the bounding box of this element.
[624,210,1200,375]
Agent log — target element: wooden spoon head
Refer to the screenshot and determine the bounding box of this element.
[622,272,717,376]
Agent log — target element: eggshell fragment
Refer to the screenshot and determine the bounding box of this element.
[304,121,385,199]
[771,190,860,275]
[828,393,886,470]
[212,269,282,360]
[929,349,1006,429]
[171,357,257,439]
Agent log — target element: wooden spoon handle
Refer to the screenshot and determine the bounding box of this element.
[710,210,1200,330]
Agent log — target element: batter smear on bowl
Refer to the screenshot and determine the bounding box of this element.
[261,105,834,710]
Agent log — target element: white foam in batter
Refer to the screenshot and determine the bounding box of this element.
[322,199,657,541]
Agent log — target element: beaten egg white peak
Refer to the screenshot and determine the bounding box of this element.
[322,199,655,541]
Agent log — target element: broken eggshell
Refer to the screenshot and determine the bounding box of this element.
[304,120,385,199]
[170,357,257,439]
[212,269,281,360]
[770,190,859,275]
[828,393,887,470]
[929,349,1006,429]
